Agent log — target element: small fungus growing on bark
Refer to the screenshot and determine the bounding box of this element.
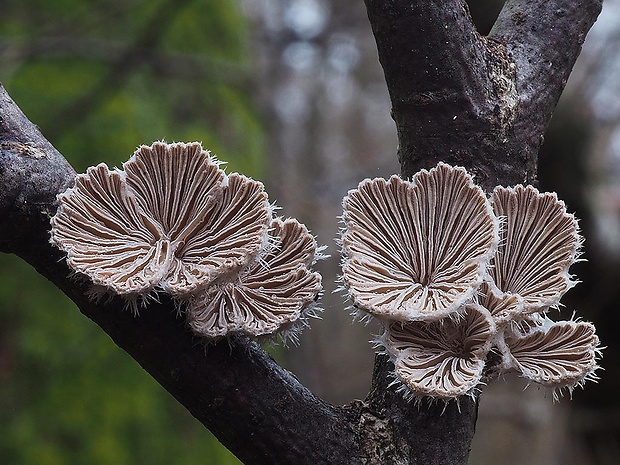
[341,163,498,323]
[487,185,581,319]
[486,185,599,397]
[499,316,600,398]
[342,163,601,401]
[383,304,496,400]
[50,141,323,341]
[51,141,271,303]
[187,217,323,341]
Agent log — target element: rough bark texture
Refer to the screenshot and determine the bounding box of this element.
[364,0,600,191]
[0,1,601,464]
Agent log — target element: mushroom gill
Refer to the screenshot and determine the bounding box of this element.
[383,304,496,400]
[50,141,271,303]
[342,163,498,322]
[500,317,600,395]
[488,185,581,315]
[187,218,323,340]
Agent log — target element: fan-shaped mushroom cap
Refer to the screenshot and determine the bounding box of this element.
[187,218,322,339]
[500,317,600,393]
[342,163,498,322]
[383,304,496,400]
[50,142,271,301]
[489,185,581,314]
[161,172,271,296]
[124,142,225,239]
[51,163,170,298]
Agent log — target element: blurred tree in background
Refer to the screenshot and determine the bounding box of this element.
[0,0,263,463]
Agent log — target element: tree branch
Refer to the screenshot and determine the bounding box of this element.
[0,0,602,463]
[364,0,601,190]
[489,0,603,168]
[0,83,364,465]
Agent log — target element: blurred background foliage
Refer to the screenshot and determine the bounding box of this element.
[0,0,259,463]
[0,0,262,175]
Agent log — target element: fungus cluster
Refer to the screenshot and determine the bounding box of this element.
[50,141,322,342]
[342,163,600,401]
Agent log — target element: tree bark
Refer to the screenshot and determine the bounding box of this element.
[365,0,601,190]
[0,0,601,463]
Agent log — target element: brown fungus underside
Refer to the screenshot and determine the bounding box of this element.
[187,218,323,340]
[50,141,322,341]
[51,150,600,399]
[342,163,498,323]
[342,163,600,401]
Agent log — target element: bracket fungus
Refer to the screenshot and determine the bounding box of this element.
[499,316,599,397]
[187,218,323,341]
[488,185,581,318]
[341,163,498,322]
[51,141,323,341]
[342,163,601,401]
[383,304,496,399]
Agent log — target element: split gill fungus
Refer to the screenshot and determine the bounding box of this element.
[50,141,323,342]
[341,163,600,401]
